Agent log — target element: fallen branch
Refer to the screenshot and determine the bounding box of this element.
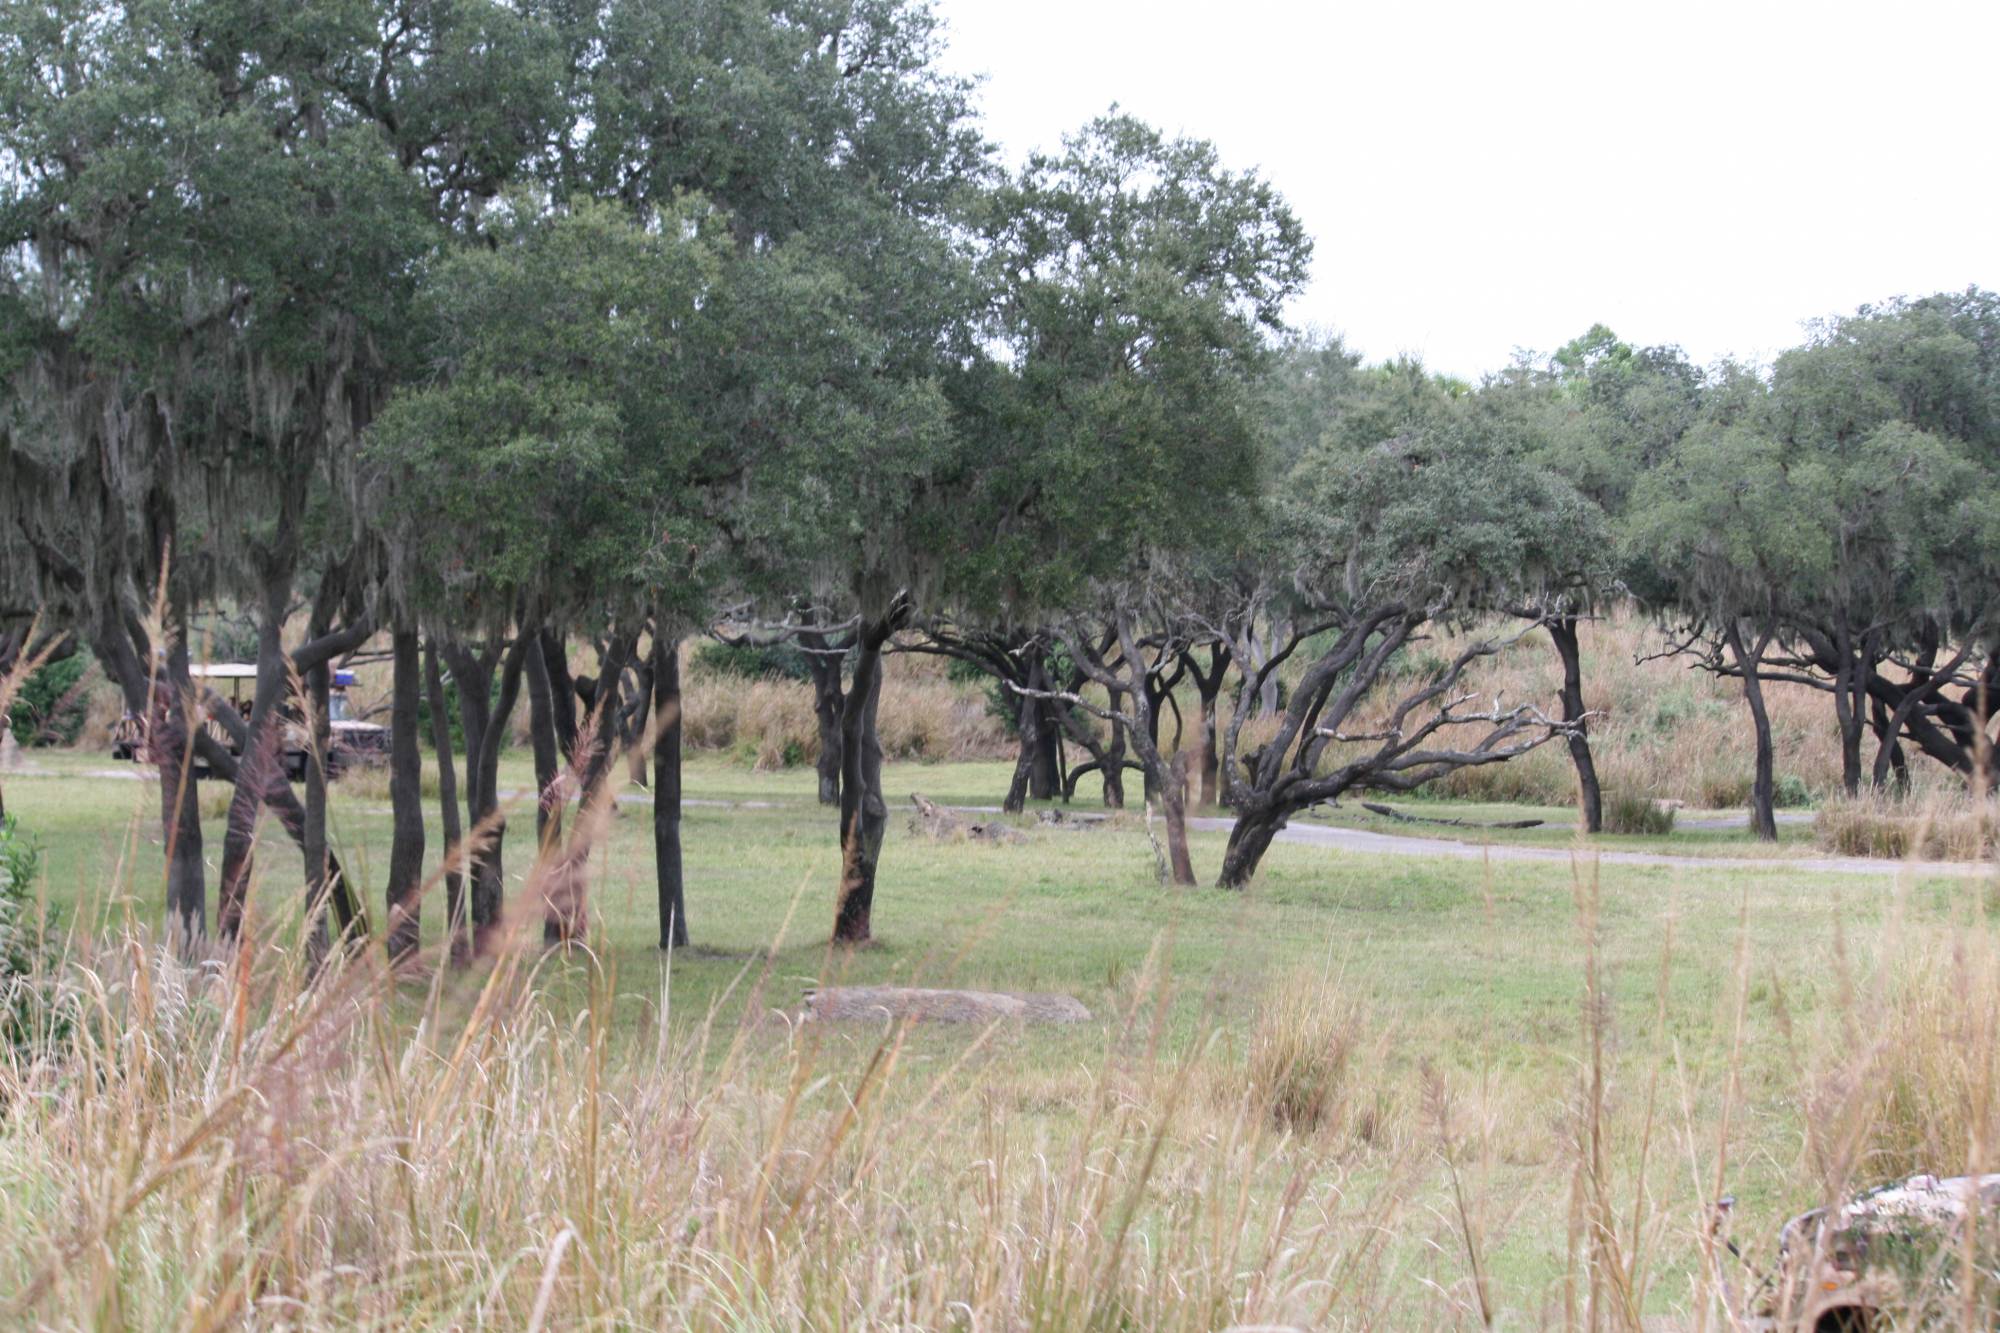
[1360,802,1544,830]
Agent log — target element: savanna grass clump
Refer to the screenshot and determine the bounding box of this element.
[1815,793,2000,861]
[1601,791,1676,835]
[0,912,1401,1329]
[1244,965,1360,1134]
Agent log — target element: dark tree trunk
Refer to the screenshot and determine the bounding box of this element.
[1829,624,1870,797]
[1100,704,1129,809]
[652,631,688,949]
[1002,666,1041,815]
[425,640,470,966]
[1138,655,1185,804]
[472,637,531,953]
[1030,698,1060,801]
[302,651,333,969]
[448,635,531,954]
[834,613,898,943]
[574,634,635,810]
[450,647,492,836]
[1217,803,1285,889]
[525,635,564,850]
[527,635,575,945]
[386,628,426,963]
[802,628,846,806]
[217,578,292,941]
[1726,623,1778,841]
[539,628,579,761]
[1870,695,1911,793]
[155,635,207,942]
[1547,617,1603,833]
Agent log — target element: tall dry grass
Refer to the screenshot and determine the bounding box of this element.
[0,921,1411,1328]
[5,786,2000,1325]
[680,664,1007,769]
[1815,792,2000,861]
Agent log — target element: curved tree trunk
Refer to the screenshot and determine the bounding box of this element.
[385,628,425,963]
[834,614,896,943]
[1100,707,1129,809]
[1870,695,1911,793]
[425,640,470,967]
[154,635,207,943]
[1547,617,1603,833]
[302,651,333,971]
[1726,623,1779,841]
[1217,804,1285,889]
[217,579,291,941]
[802,628,846,806]
[652,631,688,950]
[539,627,579,762]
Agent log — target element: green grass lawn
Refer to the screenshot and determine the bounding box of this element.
[3,750,1993,1324]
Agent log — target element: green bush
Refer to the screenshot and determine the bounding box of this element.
[691,639,823,683]
[1774,772,1814,809]
[1602,792,1675,835]
[8,653,91,747]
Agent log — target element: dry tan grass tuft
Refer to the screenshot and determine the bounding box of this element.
[1243,964,1361,1135]
[1815,792,2000,861]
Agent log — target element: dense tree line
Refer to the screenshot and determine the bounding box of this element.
[2,0,1993,959]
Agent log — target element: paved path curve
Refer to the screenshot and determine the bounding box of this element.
[1183,814,1981,879]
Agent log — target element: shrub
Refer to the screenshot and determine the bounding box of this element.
[1602,791,1675,835]
[1773,772,1814,809]
[7,654,90,747]
[1245,966,1358,1133]
[690,639,822,683]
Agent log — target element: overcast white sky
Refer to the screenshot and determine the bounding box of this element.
[931,0,1998,380]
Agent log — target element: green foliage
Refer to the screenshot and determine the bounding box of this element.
[8,654,89,747]
[960,113,1313,617]
[692,640,820,683]
[1286,418,1610,616]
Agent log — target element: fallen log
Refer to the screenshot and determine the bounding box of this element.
[1360,801,1543,830]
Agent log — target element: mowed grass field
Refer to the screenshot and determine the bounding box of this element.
[2,749,1995,1327]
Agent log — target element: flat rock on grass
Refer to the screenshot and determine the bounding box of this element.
[802,986,1091,1025]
